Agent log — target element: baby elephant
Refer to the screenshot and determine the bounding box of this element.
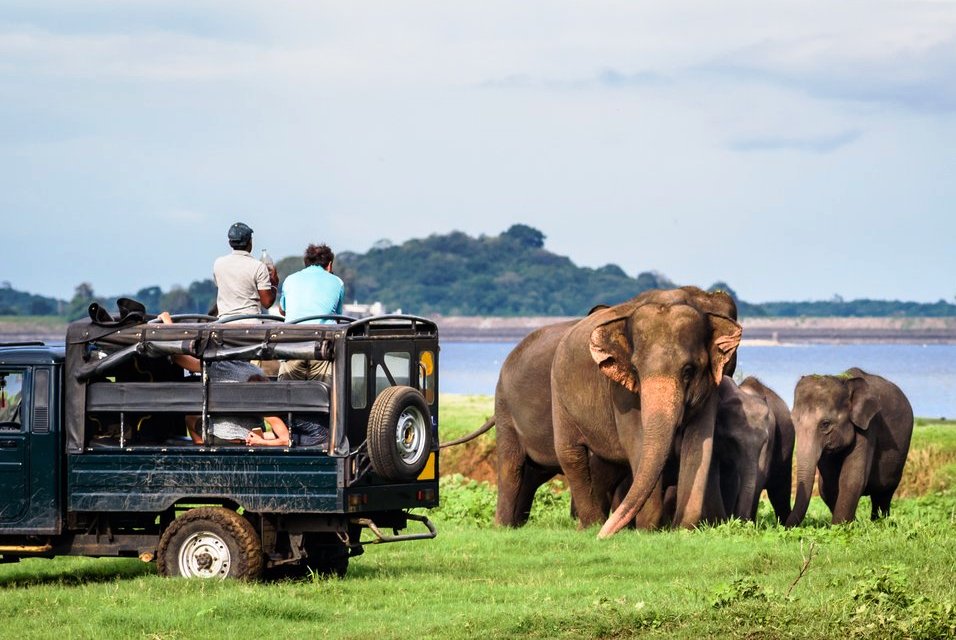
[787,368,913,526]
[715,377,794,523]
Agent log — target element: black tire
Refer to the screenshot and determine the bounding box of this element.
[157,507,263,580]
[303,532,350,578]
[367,386,434,481]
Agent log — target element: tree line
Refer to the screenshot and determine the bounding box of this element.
[3,225,955,319]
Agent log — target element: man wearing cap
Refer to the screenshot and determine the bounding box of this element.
[213,222,279,320]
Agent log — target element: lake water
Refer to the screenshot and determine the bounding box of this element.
[439,342,956,419]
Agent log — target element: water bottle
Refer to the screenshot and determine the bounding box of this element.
[260,249,273,267]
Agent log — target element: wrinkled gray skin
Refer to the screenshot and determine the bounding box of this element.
[739,377,794,523]
[551,292,742,538]
[615,376,793,527]
[787,368,913,526]
[494,287,737,529]
[716,376,772,521]
[494,319,574,526]
[494,316,634,527]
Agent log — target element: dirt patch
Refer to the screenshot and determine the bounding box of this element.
[441,438,498,483]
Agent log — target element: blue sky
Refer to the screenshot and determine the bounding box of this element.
[2,1,954,303]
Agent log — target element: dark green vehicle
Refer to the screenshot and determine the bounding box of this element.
[0,312,439,578]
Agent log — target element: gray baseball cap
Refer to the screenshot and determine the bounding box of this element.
[228,222,253,245]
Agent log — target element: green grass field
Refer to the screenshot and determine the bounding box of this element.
[0,395,953,639]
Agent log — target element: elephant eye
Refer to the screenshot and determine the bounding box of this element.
[819,419,832,431]
[681,364,695,382]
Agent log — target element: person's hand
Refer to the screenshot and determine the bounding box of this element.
[159,311,173,325]
[267,265,279,285]
[245,432,265,446]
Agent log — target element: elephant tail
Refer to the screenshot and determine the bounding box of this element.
[438,417,496,449]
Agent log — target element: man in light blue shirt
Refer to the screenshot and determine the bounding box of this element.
[278,243,345,381]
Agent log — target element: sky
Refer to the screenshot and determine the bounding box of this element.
[1,0,954,304]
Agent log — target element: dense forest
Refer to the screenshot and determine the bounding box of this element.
[3,224,955,319]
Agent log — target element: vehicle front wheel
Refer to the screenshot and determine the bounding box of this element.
[157,507,263,580]
[367,386,434,482]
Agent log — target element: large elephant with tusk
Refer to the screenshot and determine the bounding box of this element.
[551,290,742,538]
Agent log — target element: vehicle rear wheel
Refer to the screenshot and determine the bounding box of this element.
[367,386,433,481]
[303,532,350,578]
[157,507,263,580]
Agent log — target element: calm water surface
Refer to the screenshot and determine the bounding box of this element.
[440,342,956,418]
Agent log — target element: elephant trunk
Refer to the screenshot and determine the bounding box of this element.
[598,376,682,539]
[734,462,760,521]
[786,436,822,528]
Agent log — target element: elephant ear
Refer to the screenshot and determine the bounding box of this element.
[848,377,880,430]
[589,314,639,393]
[707,314,742,386]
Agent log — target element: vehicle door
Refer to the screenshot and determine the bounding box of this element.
[0,368,29,522]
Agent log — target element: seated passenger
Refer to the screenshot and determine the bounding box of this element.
[277,243,343,383]
[160,312,290,446]
[245,414,292,447]
[288,414,330,448]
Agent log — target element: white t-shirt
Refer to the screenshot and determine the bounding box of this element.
[213,250,271,319]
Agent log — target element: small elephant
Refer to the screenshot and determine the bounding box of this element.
[716,377,773,521]
[786,368,913,526]
[738,377,794,522]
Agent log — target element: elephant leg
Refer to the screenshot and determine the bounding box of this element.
[494,412,531,527]
[870,489,894,520]
[818,463,839,516]
[674,399,722,527]
[589,455,629,520]
[718,460,739,520]
[553,405,605,528]
[512,459,557,525]
[831,445,869,524]
[661,483,677,524]
[764,470,792,524]
[702,450,726,524]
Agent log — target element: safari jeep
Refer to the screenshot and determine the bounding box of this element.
[0,310,439,578]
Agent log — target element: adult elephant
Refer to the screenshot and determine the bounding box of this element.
[786,368,913,526]
[495,287,736,528]
[551,293,742,538]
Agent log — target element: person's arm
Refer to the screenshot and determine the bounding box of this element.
[245,417,290,446]
[256,263,278,309]
[258,287,276,309]
[159,312,202,373]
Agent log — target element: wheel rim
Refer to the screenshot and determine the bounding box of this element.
[178,531,232,579]
[395,405,427,466]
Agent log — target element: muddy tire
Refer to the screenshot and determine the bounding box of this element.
[367,386,433,481]
[157,507,263,580]
[303,533,350,578]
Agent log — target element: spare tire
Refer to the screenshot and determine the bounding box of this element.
[367,386,433,481]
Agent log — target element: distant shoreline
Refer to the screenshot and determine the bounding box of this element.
[3,316,956,344]
[435,316,956,344]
